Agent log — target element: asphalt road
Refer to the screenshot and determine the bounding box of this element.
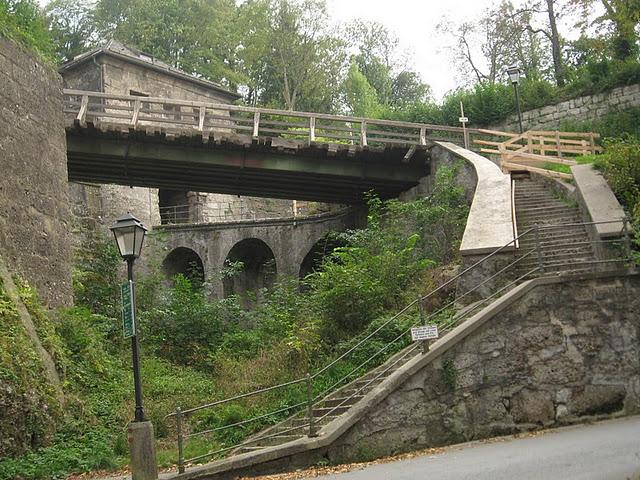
[312,416,640,480]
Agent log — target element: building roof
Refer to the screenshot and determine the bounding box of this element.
[59,40,241,101]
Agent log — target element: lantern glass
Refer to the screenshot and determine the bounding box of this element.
[110,214,147,259]
[507,66,520,84]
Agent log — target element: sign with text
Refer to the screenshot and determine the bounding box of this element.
[411,325,439,342]
[121,281,135,339]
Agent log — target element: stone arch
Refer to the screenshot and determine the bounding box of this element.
[222,238,277,305]
[162,247,205,285]
[299,234,346,280]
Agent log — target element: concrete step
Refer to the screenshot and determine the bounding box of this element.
[517,205,576,214]
[251,434,302,447]
[321,395,363,408]
[312,405,351,417]
[515,200,569,209]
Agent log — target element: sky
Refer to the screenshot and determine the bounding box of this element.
[326,0,502,100]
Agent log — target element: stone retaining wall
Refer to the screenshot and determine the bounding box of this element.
[0,38,72,307]
[331,273,640,462]
[490,83,640,132]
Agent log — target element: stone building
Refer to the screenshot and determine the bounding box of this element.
[60,40,301,231]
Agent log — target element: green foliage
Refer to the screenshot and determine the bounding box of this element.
[141,275,247,367]
[307,166,468,342]
[0,280,62,459]
[593,137,640,213]
[72,232,121,319]
[0,429,117,480]
[561,107,640,139]
[343,62,381,117]
[0,0,55,61]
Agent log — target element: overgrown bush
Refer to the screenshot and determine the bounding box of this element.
[72,233,121,319]
[594,137,640,215]
[0,0,55,61]
[561,107,640,139]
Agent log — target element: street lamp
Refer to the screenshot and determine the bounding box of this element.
[110,213,157,480]
[506,65,524,134]
[110,213,147,422]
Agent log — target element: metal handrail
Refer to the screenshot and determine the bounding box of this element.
[167,219,634,472]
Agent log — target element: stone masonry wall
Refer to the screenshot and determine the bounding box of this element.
[330,274,640,462]
[0,37,72,307]
[490,83,640,132]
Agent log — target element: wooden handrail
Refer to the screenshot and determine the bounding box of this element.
[473,126,601,180]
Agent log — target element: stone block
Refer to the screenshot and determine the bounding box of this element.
[569,384,626,417]
[510,388,555,425]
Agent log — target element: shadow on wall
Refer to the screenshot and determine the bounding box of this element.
[162,247,205,286]
[222,238,277,307]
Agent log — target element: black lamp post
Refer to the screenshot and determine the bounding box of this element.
[110,213,148,422]
[507,65,523,134]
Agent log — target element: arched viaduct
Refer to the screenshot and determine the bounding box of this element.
[156,208,365,298]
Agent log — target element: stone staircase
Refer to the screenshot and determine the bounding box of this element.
[211,177,600,458]
[513,174,596,278]
[233,345,422,454]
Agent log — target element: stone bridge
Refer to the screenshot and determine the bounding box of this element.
[156,208,364,299]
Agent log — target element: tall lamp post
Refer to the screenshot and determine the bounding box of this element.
[507,65,524,134]
[110,213,157,480]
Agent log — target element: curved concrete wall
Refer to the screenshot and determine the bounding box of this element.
[434,142,515,255]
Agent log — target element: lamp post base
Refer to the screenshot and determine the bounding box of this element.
[128,421,158,480]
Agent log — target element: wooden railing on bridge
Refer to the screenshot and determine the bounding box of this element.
[63,89,484,151]
[475,130,602,180]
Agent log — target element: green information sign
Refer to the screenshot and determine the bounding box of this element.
[121,281,135,339]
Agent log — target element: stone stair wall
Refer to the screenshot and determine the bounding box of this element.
[170,271,640,480]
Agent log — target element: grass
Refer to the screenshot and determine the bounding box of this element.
[542,154,599,175]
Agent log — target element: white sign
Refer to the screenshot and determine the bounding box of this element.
[411,325,439,341]
[459,117,469,123]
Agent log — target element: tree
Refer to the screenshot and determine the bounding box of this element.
[0,0,55,59]
[90,0,241,86]
[570,0,640,60]
[237,0,346,112]
[440,1,548,85]
[343,62,381,117]
[345,20,430,109]
[45,0,95,62]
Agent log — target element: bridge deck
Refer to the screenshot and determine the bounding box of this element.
[64,90,487,203]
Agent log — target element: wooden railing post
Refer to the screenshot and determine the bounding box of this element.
[589,133,596,154]
[76,94,88,125]
[360,121,368,147]
[253,111,260,138]
[198,105,206,132]
[309,116,316,143]
[420,127,427,146]
[555,131,562,157]
[131,99,141,128]
[539,136,546,156]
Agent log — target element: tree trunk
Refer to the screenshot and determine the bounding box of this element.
[546,0,565,86]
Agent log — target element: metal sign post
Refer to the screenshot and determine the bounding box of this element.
[459,102,469,149]
[411,325,439,354]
